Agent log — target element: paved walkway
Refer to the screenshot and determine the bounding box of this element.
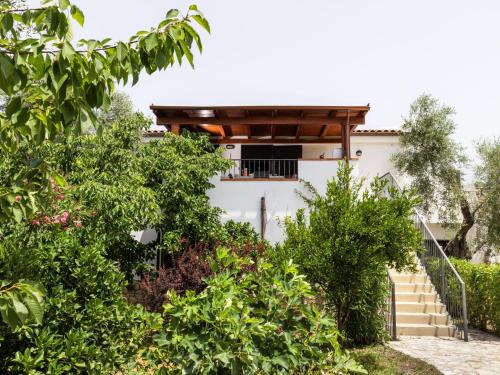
[388,330,500,375]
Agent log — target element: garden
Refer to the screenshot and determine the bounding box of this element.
[0,1,479,374]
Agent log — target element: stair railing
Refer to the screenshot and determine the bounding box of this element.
[385,271,397,340]
[381,172,469,342]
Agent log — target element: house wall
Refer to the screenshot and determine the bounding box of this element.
[207,159,356,243]
[351,135,401,183]
[209,135,405,243]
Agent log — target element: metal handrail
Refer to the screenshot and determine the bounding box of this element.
[386,271,397,340]
[381,172,469,341]
[222,158,299,180]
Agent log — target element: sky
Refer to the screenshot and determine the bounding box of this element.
[67,0,499,161]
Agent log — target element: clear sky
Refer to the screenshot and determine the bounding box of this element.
[69,0,499,160]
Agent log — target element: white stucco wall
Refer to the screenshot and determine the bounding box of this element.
[209,136,401,243]
[207,159,357,243]
[350,135,401,183]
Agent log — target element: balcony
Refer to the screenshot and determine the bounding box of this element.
[222,159,299,181]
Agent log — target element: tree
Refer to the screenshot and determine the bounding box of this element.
[0,0,209,330]
[474,138,500,256]
[392,94,475,258]
[0,0,210,223]
[95,91,134,129]
[274,163,421,345]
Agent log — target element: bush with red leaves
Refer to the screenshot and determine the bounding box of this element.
[130,242,267,312]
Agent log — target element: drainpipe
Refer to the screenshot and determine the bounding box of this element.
[260,196,266,240]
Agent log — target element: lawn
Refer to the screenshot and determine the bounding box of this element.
[352,345,442,375]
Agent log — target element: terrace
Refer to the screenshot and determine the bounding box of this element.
[151,105,369,181]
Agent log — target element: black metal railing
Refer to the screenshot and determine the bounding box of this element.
[222,159,299,180]
[381,172,469,341]
[385,271,397,340]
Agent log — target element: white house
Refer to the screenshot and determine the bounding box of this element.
[146,105,427,243]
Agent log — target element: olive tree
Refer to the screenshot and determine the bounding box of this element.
[393,94,498,259]
[392,94,473,258]
[474,138,500,257]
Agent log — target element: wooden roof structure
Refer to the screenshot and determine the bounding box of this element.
[151,105,370,159]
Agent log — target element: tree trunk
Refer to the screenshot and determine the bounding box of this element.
[444,198,475,258]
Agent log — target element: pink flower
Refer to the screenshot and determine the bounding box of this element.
[61,211,69,219]
[43,216,51,224]
[53,214,60,224]
[15,195,21,202]
[31,219,40,226]
[60,216,68,225]
[56,194,65,201]
[74,221,82,228]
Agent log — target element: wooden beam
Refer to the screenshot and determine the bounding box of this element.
[295,125,301,139]
[271,124,276,139]
[210,137,342,144]
[171,123,180,135]
[218,125,226,138]
[343,110,351,161]
[319,124,329,138]
[156,116,365,126]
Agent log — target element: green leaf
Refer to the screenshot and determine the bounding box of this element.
[116,42,128,62]
[5,97,21,117]
[59,0,70,10]
[70,5,85,26]
[145,33,158,52]
[12,207,23,223]
[23,296,44,324]
[53,172,67,187]
[192,15,210,33]
[62,41,76,61]
[166,9,180,19]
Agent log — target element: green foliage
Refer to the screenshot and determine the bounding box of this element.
[0,280,44,330]
[392,94,467,220]
[150,248,366,374]
[222,219,261,245]
[141,132,233,250]
[273,163,421,345]
[0,231,162,373]
[95,91,135,130]
[0,0,210,223]
[451,258,500,335]
[474,138,500,250]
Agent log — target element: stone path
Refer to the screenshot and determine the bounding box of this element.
[388,330,500,375]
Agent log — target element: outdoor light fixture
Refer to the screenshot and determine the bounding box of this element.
[356,149,363,157]
[226,145,235,149]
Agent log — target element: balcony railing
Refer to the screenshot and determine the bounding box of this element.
[222,159,299,180]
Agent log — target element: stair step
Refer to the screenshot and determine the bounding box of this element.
[395,292,439,303]
[396,302,446,313]
[394,283,434,293]
[396,313,450,325]
[392,274,428,283]
[396,323,455,337]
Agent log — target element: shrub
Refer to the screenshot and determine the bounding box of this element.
[0,231,161,373]
[130,241,267,313]
[451,258,500,335]
[149,248,366,374]
[272,163,421,345]
[222,220,261,245]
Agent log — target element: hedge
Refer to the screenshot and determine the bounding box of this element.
[451,258,500,335]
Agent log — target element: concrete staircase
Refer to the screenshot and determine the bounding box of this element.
[389,267,456,337]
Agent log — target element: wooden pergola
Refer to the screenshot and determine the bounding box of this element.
[150,105,370,159]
